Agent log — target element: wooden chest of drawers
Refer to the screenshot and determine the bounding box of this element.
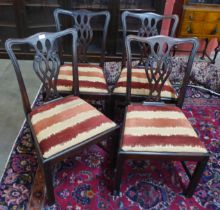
[179,5,220,39]
[178,4,220,63]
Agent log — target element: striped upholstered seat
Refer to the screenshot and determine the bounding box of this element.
[122,104,207,153]
[57,64,108,93]
[30,96,116,158]
[113,68,177,99]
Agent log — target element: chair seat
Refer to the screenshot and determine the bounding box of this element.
[121,104,207,153]
[57,64,108,94]
[30,96,116,158]
[113,67,177,99]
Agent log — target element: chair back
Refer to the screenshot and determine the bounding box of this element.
[125,35,199,108]
[122,11,179,66]
[54,8,110,67]
[5,28,78,117]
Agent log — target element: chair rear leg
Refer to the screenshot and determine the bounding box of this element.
[113,153,124,196]
[184,156,209,197]
[43,163,55,205]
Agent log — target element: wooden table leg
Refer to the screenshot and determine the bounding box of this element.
[200,38,209,60]
[204,39,220,64]
[211,41,220,64]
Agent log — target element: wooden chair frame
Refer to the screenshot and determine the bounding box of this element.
[121,11,179,67]
[113,35,209,197]
[112,12,179,109]
[5,28,120,205]
[54,8,113,117]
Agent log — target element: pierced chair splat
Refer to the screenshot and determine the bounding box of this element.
[113,11,179,106]
[5,28,119,205]
[54,8,112,116]
[113,35,209,198]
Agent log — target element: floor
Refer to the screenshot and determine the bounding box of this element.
[0,59,40,177]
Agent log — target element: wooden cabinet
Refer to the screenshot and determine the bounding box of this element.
[178,0,220,62]
[23,0,62,36]
[0,0,64,55]
[0,0,166,60]
[0,1,18,50]
[114,0,166,56]
[179,5,220,38]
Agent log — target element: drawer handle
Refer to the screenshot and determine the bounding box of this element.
[186,25,192,34]
[212,28,218,35]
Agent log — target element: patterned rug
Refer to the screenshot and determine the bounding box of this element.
[0,61,220,209]
[104,58,220,93]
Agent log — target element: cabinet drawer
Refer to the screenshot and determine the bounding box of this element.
[205,12,220,22]
[180,21,203,35]
[203,23,218,35]
[183,10,205,21]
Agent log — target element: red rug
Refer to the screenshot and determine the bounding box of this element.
[0,86,219,209]
[47,105,220,209]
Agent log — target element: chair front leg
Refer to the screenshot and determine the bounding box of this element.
[113,153,125,196]
[184,156,209,197]
[43,162,55,205]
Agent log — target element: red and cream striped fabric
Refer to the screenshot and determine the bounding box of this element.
[30,96,116,158]
[121,104,207,153]
[113,68,177,99]
[57,64,108,93]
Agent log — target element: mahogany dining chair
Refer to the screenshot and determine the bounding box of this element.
[113,35,209,198]
[5,28,119,205]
